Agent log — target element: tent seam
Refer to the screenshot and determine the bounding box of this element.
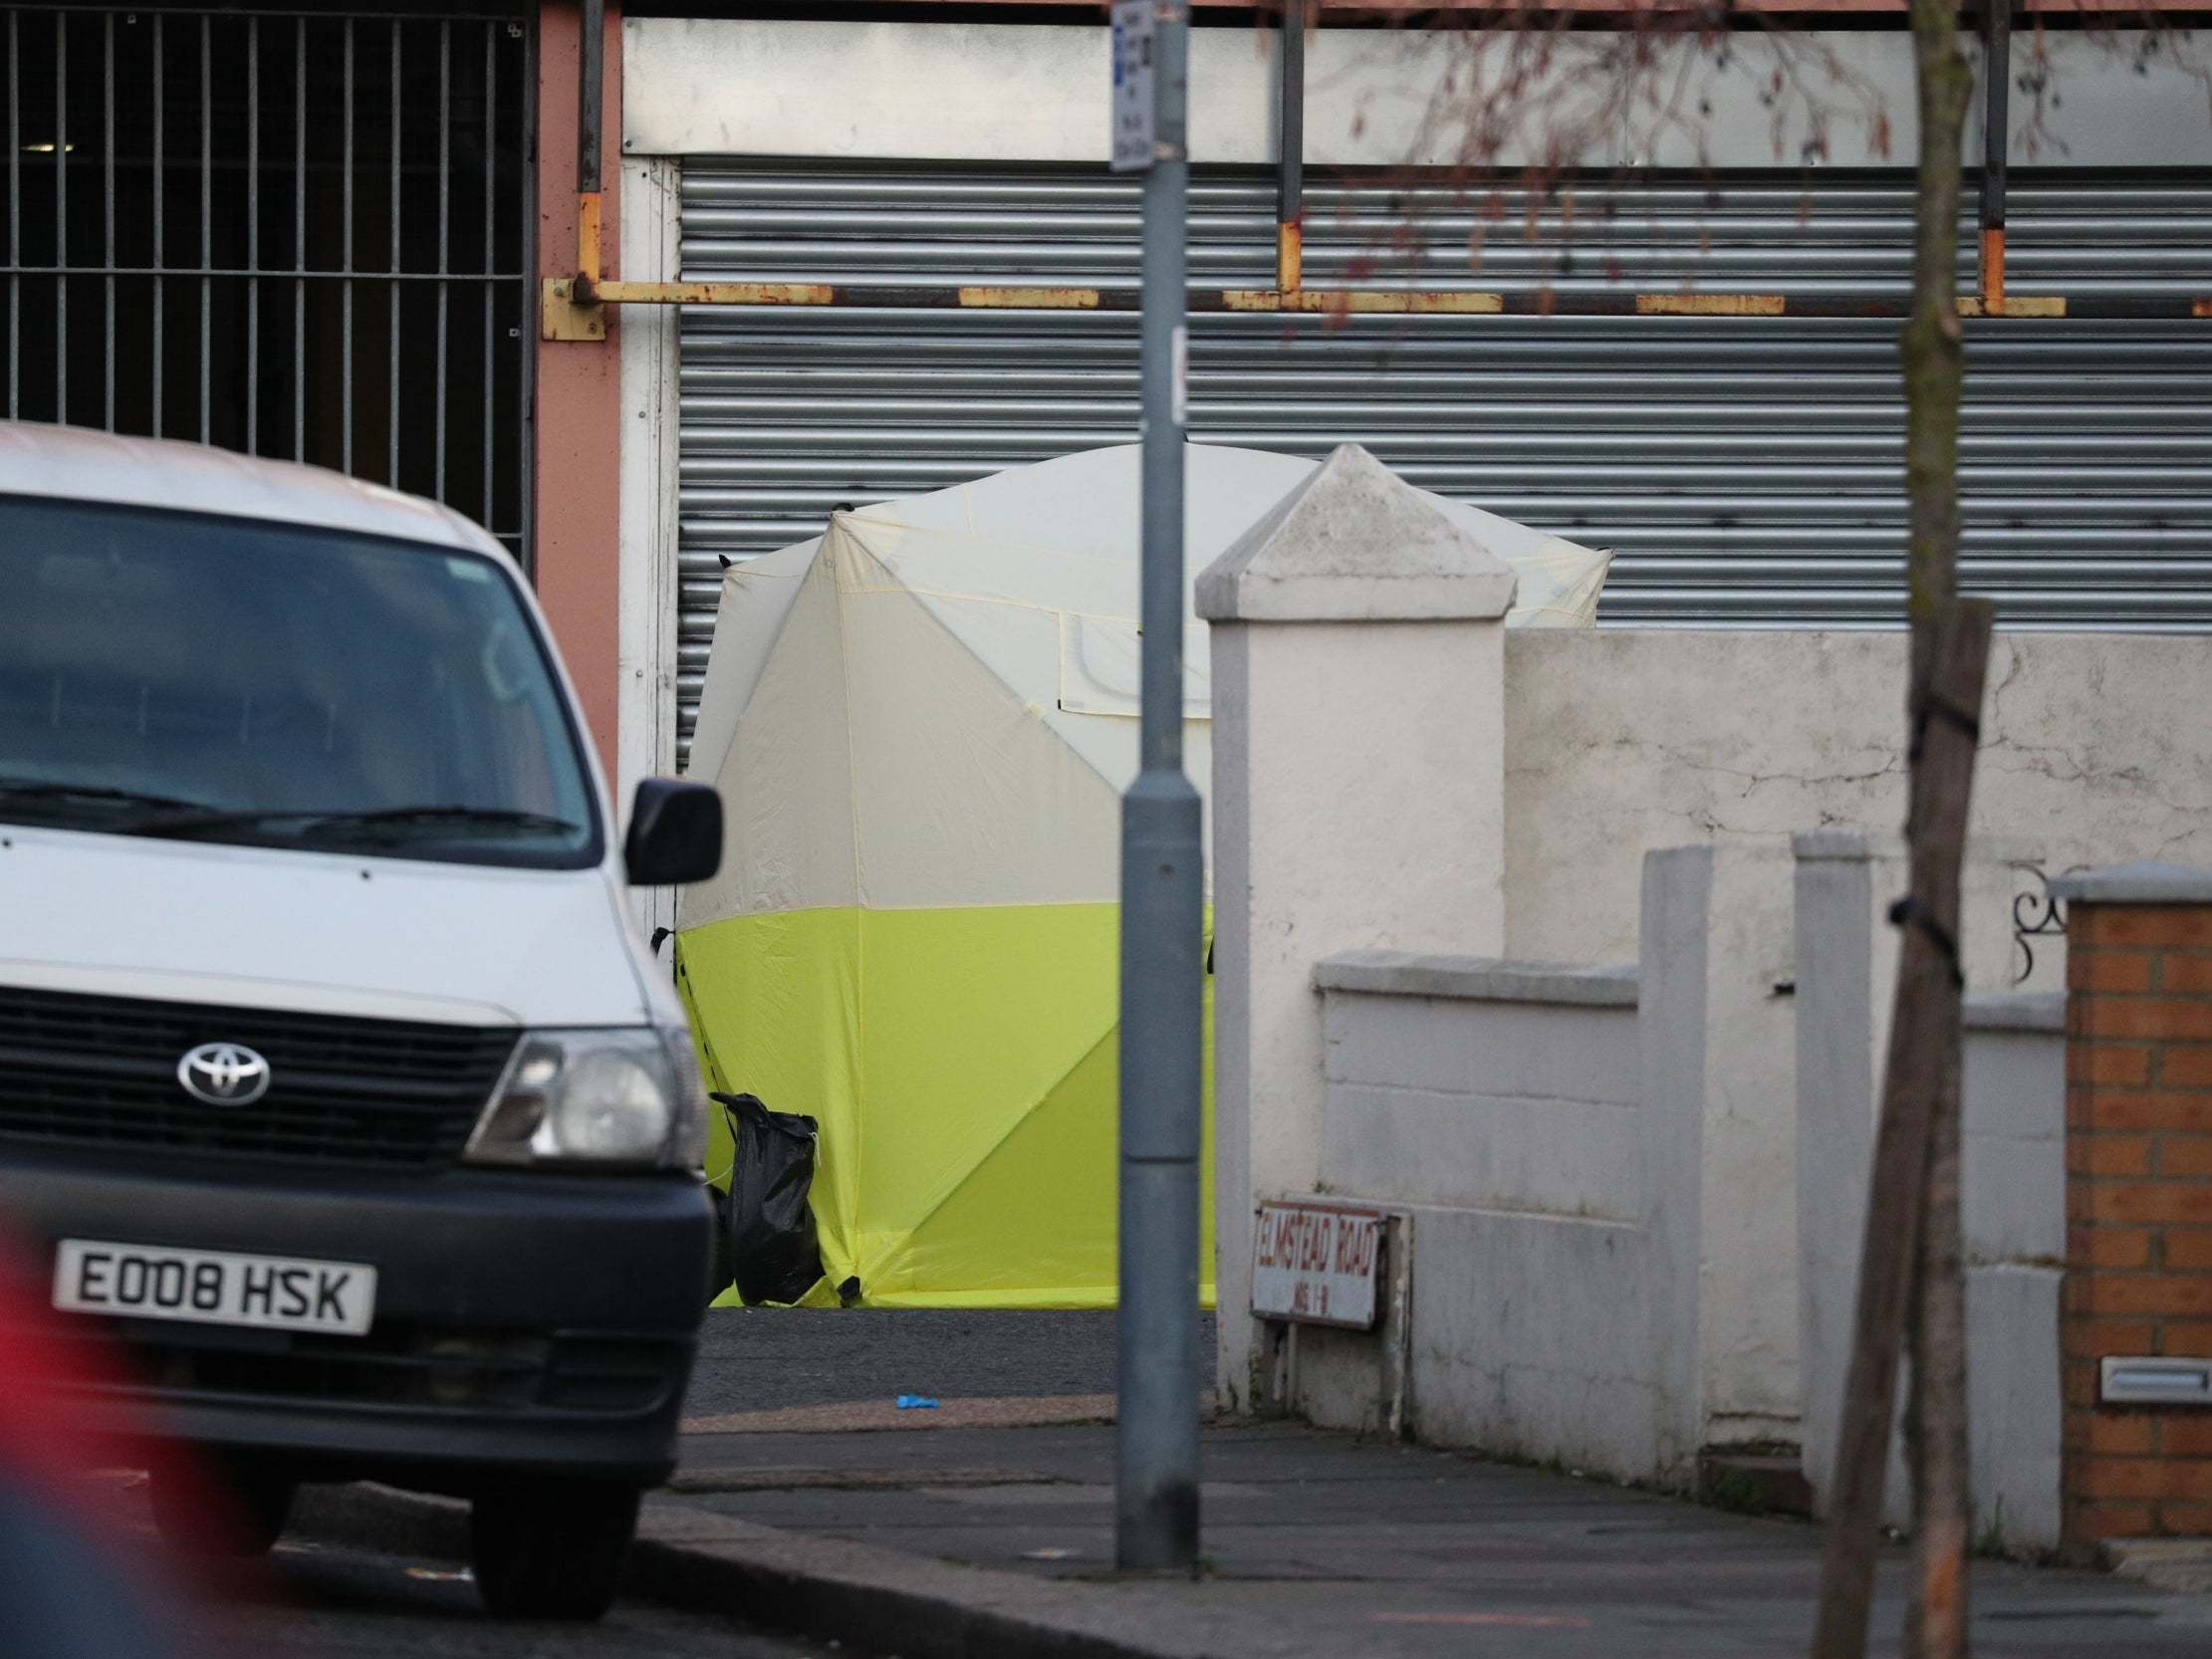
[884,1016,1119,1255]
[839,518,1139,803]
[830,518,870,1275]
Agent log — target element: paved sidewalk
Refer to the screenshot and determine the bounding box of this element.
[646,1415,2212,1659]
[684,1306,1207,1417]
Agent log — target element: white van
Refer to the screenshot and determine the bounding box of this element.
[0,422,720,1619]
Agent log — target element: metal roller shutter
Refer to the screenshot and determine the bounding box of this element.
[674,161,2212,761]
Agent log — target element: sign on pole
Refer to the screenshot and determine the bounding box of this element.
[1110,0,1155,173]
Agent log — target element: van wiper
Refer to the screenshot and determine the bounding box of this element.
[0,778,210,816]
[299,806,582,840]
[123,804,581,841]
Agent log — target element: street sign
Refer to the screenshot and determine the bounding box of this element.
[1109,0,1155,173]
[1251,1200,1384,1330]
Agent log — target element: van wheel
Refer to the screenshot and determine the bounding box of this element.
[150,1462,296,1558]
[469,1480,639,1620]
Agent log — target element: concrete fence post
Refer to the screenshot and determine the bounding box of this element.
[1637,845,1716,1480]
[1196,444,1516,1411]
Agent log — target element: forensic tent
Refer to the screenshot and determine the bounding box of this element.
[676,443,1608,1308]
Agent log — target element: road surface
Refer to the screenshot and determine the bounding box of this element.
[193,1531,848,1658]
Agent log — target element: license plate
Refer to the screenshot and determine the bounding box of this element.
[52,1240,376,1336]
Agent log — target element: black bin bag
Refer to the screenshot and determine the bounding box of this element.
[715,1092,825,1305]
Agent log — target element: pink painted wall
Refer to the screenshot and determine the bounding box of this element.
[534,0,623,786]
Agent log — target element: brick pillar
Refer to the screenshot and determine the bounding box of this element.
[2056,863,2212,1551]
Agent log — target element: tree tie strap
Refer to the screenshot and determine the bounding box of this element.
[1888,894,1965,989]
[1908,692,1983,762]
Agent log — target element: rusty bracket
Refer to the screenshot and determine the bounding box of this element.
[541,277,607,342]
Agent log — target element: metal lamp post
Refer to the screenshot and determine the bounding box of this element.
[1109,0,1201,1574]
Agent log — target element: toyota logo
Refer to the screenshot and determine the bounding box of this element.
[176,1043,272,1107]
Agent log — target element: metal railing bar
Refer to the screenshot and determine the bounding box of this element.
[7,8,17,418]
[481,18,495,530]
[292,12,303,459]
[55,9,67,419]
[244,13,255,449]
[515,16,536,573]
[343,15,355,472]
[105,11,115,430]
[199,10,211,442]
[435,17,449,502]
[152,8,162,436]
[388,14,399,488]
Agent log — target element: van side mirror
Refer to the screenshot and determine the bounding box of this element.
[624,779,722,886]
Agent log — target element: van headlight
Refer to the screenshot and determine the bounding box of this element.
[464,1028,708,1172]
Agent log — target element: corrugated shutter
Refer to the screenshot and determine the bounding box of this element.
[675,161,2212,761]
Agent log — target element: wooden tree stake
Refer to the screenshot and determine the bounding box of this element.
[1811,597,1994,1659]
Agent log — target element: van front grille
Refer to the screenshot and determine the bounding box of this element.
[0,986,516,1171]
[63,1320,684,1417]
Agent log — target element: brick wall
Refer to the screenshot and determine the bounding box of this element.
[2063,883,2212,1548]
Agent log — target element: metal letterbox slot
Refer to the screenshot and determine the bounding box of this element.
[2099,1356,2212,1405]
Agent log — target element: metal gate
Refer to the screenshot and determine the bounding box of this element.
[671,160,2212,760]
[1,1,533,562]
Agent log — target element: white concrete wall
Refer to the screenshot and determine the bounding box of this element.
[1497,627,2211,1440]
[1299,849,1714,1487]
[1499,628,2205,1448]
[1214,623,2196,1476]
[626,19,2212,169]
[1211,618,1509,1411]
[1504,631,2212,970]
[1794,831,2067,1550]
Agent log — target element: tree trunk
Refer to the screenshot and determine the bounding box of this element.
[1899,2,1977,1657]
[1901,0,1974,694]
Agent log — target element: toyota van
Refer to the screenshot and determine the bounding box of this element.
[0,421,720,1619]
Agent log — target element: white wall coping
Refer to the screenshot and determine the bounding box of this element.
[1315,949,1639,1007]
[2051,862,2212,905]
[1962,991,2067,1035]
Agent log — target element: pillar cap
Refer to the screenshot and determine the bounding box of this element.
[1194,444,1518,622]
[2050,861,2212,904]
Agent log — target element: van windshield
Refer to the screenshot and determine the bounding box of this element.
[0,496,600,869]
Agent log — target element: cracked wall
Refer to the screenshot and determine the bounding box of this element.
[1502,630,2212,1446]
[1504,631,2212,967]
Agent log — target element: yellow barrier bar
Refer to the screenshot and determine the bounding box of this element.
[588,280,838,306]
[548,282,2111,325]
[1220,289,1506,314]
[955,286,1102,309]
[1635,293,1786,317]
[1958,295,2063,318]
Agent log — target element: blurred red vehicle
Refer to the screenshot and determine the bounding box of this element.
[0,1226,207,1659]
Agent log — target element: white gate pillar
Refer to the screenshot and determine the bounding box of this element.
[1196,445,1516,1410]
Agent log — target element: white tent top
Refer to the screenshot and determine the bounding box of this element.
[687,444,1609,794]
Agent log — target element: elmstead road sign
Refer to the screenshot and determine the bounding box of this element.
[1251,1199,1384,1330]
